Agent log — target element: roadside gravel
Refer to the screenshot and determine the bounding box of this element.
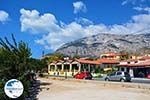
[37,78,150,100]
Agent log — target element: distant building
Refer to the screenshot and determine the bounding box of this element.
[47,52,150,78]
[48,58,119,77]
[118,56,150,78]
[100,52,128,60]
[100,52,144,60]
[48,58,100,76]
[96,58,119,71]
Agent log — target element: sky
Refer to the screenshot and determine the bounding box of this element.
[0,0,150,58]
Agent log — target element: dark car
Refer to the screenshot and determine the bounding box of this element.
[105,71,131,82]
[74,72,93,80]
[26,72,37,82]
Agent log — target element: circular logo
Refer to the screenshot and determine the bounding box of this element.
[4,79,24,98]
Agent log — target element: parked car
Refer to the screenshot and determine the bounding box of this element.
[105,71,131,82]
[74,72,93,80]
[26,72,37,82]
[147,73,150,79]
[138,72,145,78]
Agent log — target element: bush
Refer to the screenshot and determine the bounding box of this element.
[94,74,103,78]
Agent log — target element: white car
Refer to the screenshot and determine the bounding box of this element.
[105,71,131,82]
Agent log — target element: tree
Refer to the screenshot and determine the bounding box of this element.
[28,58,47,73]
[0,35,31,79]
[44,53,65,63]
[119,51,130,60]
[0,34,32,99]
[72,54,81,59]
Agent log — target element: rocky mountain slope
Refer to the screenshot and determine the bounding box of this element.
[55,33,150,57]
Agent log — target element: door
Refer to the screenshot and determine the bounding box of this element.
[115,72,122,81]
[109,72,116,80]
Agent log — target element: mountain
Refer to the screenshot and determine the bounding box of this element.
[55,33,150,57]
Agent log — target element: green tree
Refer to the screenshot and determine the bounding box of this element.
[119,51,130,60]
[44,53,64,63]
[72,55,81,59]
[0,34,32,99]
[28,58,47,73]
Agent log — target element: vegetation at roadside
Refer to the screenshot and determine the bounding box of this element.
[43,53,64,63]
[0,34,47,99]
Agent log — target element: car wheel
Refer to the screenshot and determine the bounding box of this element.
[105,78,109,81]
[120,79,125,82]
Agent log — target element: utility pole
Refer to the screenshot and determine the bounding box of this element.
[42,51,45,57]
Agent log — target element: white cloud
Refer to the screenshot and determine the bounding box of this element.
[133,7,150,13]
[20,8,60,34]
[122,0,150,14]
[0,10,9,23]
[133,7,143,11]
[108,14,150,34]
[73,1,87,14]
[75,17,93,25]
[20,9,150,51]
[121,0,129,5]
[121,0,136,5]
[121,0,149,5]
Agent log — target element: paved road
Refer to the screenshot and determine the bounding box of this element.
[48,75,150,84]
[93,78,150,84]
[131,78,150,84]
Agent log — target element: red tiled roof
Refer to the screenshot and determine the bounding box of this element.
[75,59,100,65]
[49,58,120,65]
[139,56,150,60]
[96,58,119,64]
[119,60,150,67]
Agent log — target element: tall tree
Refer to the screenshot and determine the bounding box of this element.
[0,34,32,99]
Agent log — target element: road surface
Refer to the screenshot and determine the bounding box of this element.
[49,75,150,84]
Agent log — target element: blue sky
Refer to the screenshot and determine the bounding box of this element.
[0,0,150,58]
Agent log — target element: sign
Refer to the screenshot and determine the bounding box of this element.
[4,79,24,98]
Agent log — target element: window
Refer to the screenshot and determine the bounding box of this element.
[135,61,138,63]
[64,65,70,71]
[72,64,79,71]
[121,68,124,71]
[57,65,62,71]
[110,72,116,76]
[50,65,55,71]
[117,72,122,75]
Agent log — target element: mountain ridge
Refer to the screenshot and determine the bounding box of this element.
[55,33,150,57]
